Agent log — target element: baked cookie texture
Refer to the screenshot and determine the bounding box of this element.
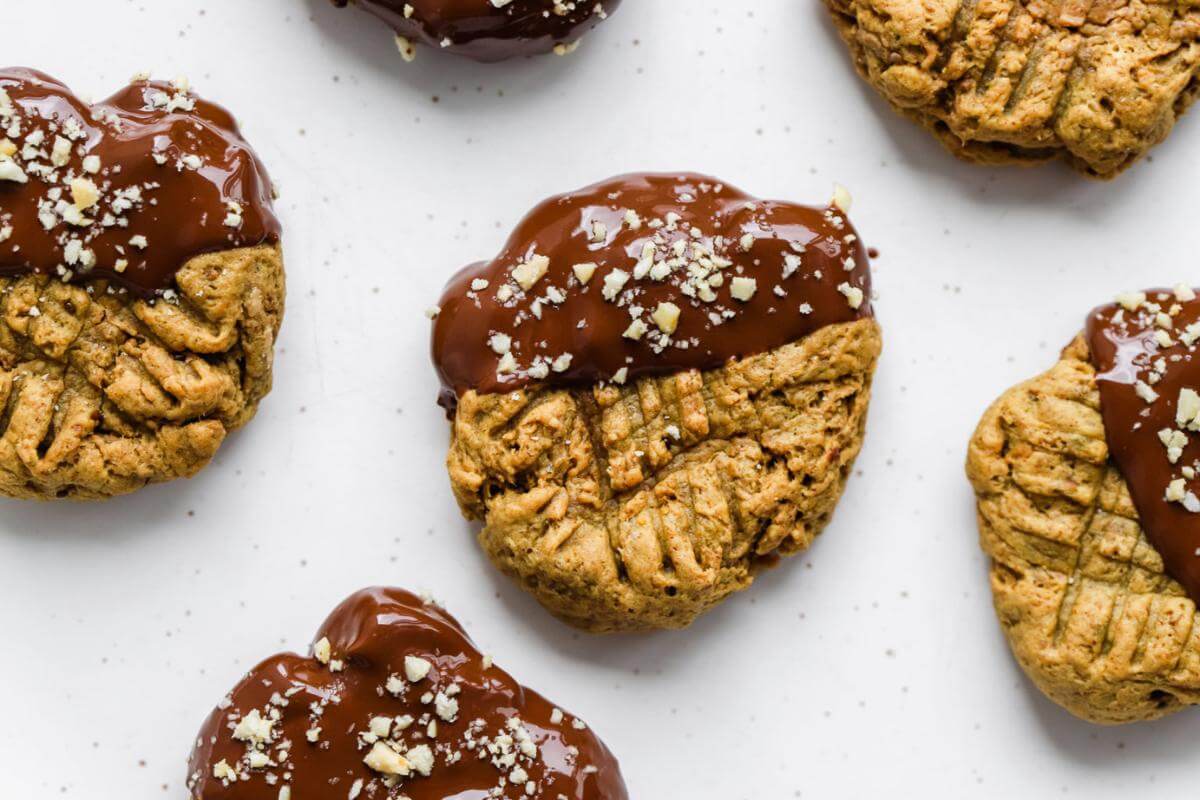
[448,318,881,633]
[0,244,284,500]
[826,0,1200,177]
[968,336,1200,723]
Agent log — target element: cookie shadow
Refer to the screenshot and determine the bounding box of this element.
[470,513,841,675]
[976,533,1200,769]
[0,484,200,543]
[0,426,257,543]
[301,0,597,107]
[1022,672,1200,769]
[808,3,1168,211]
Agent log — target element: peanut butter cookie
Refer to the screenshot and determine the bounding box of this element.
[826,0,1200,177]
[0,69,284,500]
[329,0,623,62]
[187,587,629,799]
[432,174,881,632]
[968,287,1200,723]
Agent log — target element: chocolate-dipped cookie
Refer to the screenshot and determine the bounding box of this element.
[330,0,622,62]
[431,173,882,632]
[826,0,1200,177]
[0,69,284,500]
[968,287,1200,723]
[187,587,629,799]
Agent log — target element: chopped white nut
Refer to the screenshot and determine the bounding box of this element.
[1116,291,1147,311]
[0,159,28,183]
[511,254,550,291]
[602,269,629,301]
[1177,388,1200,430]
[623,318,648,340]
[837,282,864,309]
[406,744,435,776]
[651,302,681,334]
[404,655,433,682]
[729,277,757,302]
[232,709,274,745]
[71,177,99,210]
[831,183,852,213]
[572,262,597,284]
[496,351,518,375]
[395,36,418,61]
[363,742,410,776]
[313,637,332,665]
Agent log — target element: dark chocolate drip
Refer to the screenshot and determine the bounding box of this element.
[330,0,623,62]
[1087,288,1200,601]
[187,587,629,800]
[0,68,280,299]
[431,172,873,409]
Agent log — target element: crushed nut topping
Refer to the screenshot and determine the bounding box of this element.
[187,588,627,799]
[432,173,874,406]
[0,69,279,299]
[1093,288,1200,514]
[332,0,620,63]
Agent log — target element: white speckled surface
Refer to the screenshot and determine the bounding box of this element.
[4,1,1200,797]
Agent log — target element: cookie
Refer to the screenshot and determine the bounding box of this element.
[186,587,629,799]
[0,69,284,500]
[330,0,623,62]
[826,0,1200,177]
[431,173,881,632]
[967,287,1200,723]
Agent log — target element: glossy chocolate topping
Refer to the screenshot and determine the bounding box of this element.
[431,173,873,409]
[1087,288,1200,601]
[0,68,279,298]
[330,0,623,62]
[187,587,629,800]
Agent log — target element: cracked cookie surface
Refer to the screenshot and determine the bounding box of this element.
[0,244,284,500]
[448,318,881,632]
[967,336,1200,723]
[826,0,1200,177]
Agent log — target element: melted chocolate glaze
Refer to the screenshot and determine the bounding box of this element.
[187,587,629,800]
[1087,289,1200,601]
[0,68,279,298]
[330,0,623,62]
[431,173,873,409]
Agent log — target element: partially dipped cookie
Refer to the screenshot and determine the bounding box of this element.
[0,69,284,499]
[968,287,1200,723]
[432,173,882,632]
[330,0,623,62]
[826,0,1200,177]
[187,587,629,799]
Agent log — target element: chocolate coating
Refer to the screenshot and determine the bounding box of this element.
[187,587,629,800]
[0,68,279,298]
[1087,289,1200,601]
[330,0,623,62]
[432,173,873,409]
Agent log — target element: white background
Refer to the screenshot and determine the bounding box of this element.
[3,1,1200,797]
